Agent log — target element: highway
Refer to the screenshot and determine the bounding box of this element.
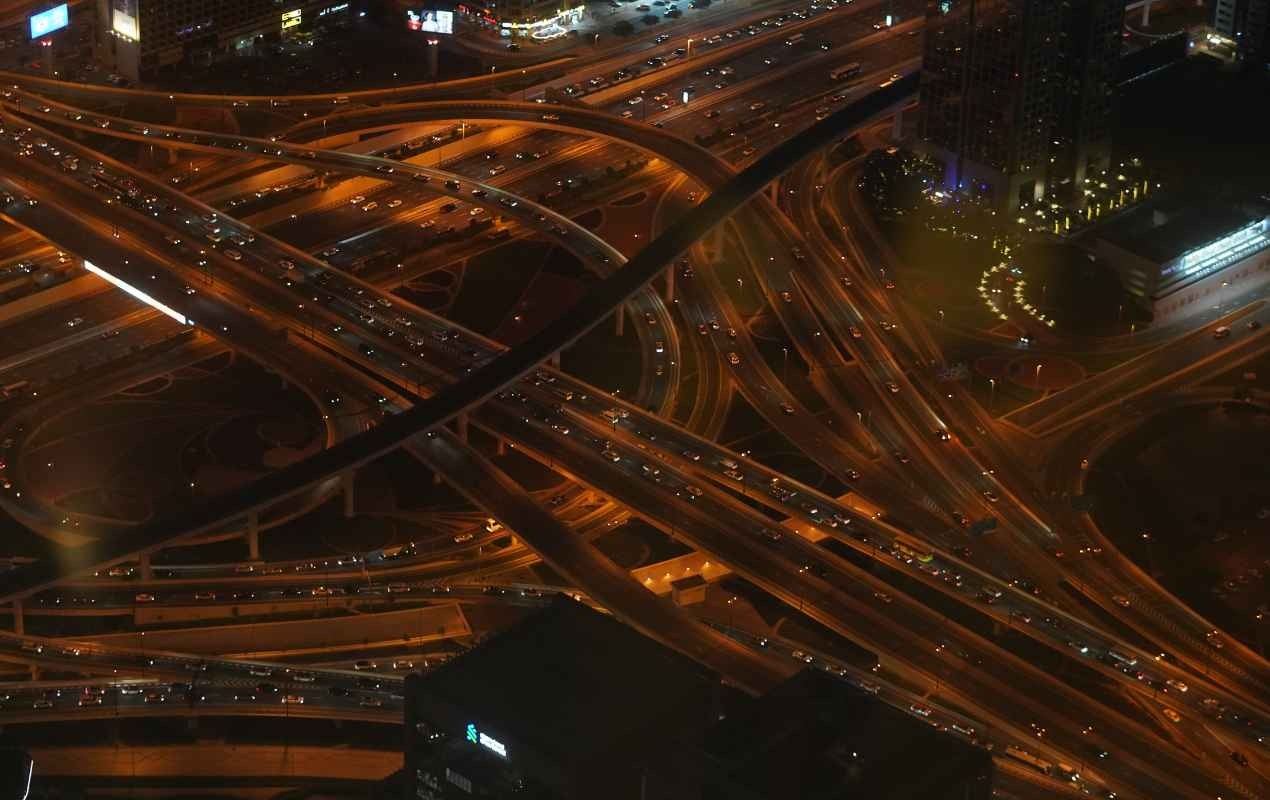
[0,4,1265,795]
[9,76,1270,797]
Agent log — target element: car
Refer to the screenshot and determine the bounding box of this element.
[981,489,999,503]
[182,284,196,295]
[874,591,893,604]
[780,290,793,303]
[884,381,900,393]
[349,196,365,205]
[1213,326,1231,339]
[143,692,167,704]
[951,510,969,526]
[1206,631,1224,649]
[360,697,385,709]
[749,101,767,112]
[67,317,85,327]
[281,695,305,704]
[1161,707,1181,723]
[934,428,951,442]
[353,660,378,671]
[454,532,474,544]
[387,199,404,208]
[224,249,242,261]
[1230,751,1249,767]
[193,591,216,601]
[727,352,741,365]
[1112,595,1131,608]
[1165,679,1188,693]
[780,403,796,415]
[1248,320,1262,330]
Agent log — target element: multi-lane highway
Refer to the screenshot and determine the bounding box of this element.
[0,1,1267,796]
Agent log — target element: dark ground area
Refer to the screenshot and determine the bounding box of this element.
[1087,401,1270,653]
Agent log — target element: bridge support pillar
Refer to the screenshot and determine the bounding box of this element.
[992,619,1003,637]
[497,438,506,456]
[433,469,444,485]
[246,511,260,561]
[341,470,355,518]
[665,263,675,303]
[1141,0,1152,26]
[138,553,153,581]
[12,601,22,636]
[892,108,904,141]
[549,351,561,368]
[456,413,469,443]
[615,306,625,337]
[29,664,39,681]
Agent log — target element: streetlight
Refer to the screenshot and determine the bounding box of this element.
[1034,363,1043,388]
[781,346,789,382]
[687,37,694,58]
[988,378,995,412]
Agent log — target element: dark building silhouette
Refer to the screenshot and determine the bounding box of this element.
[94,0,353,82]
[1213,0,1270,69]
[917,0,1125,210]
[403,598,993,799]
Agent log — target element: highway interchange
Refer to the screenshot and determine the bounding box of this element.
[0,0,1266,796]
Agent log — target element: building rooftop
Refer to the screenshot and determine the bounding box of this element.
[415,597,720,778]
[703,670,993,800]
[1098,198,1261,264]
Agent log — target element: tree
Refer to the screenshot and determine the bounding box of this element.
[612,19,635,36]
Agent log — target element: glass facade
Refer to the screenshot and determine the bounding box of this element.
[918,0,1122,209]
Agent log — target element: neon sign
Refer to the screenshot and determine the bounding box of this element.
[465,723,508,758]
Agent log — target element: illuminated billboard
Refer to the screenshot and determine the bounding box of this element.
[407,9,453,34]
[465,723,507,757]
[112,0,139,41]
[84,261,190,326]
[29,4,68,39]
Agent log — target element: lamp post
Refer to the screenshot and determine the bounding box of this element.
[988,378,995,412]
[1034,363,1043,389]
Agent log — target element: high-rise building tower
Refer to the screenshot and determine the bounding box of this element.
[917,0,1124,211]
[1213,0,1270,70]
[1049,0,1125,198]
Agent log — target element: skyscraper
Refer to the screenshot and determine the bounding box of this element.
[1050,0,1125,197]
[917,0,1124,210]
[1212,0,1270,70]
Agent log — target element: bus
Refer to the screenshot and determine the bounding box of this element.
[830,62,863,81]
[892,538,934,564]
[1005,746,1054,775]
[1107,648,1138,668]
[784,33,805,46]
